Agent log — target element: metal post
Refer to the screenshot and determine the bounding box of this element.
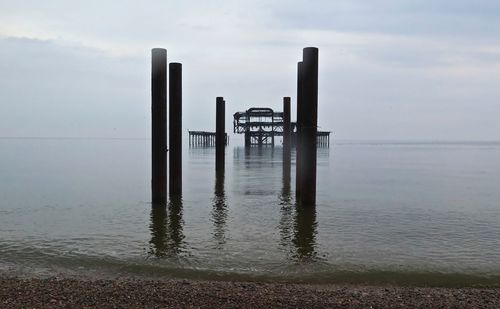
[245,111,250,147]
[151,48,167,204]
[283,96,291,172]
[271,111,275,147]
[169,62,182,196]
[216,97,225,171]
[299,47,319,206]
[295,61,304,201]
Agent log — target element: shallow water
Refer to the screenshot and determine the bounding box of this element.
[1,138,500,285]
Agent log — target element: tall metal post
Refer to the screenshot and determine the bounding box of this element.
[283,97,291,171]
[169,62,182,196]
[295,61,304,201]
[299,47,319,206]
[151,48,167,204]
[216,97,225,171]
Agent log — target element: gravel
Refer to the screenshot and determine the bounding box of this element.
[1,275,500,308]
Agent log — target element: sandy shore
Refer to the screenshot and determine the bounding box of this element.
[1,275,499,308]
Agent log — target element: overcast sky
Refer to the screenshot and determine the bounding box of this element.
[0,0,499,141]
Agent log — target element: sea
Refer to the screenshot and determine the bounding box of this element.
[1,137,500,286]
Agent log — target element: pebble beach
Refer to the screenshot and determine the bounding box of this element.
[1,275,500,308]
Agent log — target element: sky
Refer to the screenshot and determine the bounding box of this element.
[0,0,499,141]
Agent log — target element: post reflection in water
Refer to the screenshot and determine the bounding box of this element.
[278,160,293,250]
[292,205,318,262]
[278,156,319,262]
[149,197,185,258]
[280,156,291,204]
[212,169,228,246]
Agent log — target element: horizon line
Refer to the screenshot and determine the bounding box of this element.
[1,136,500,144]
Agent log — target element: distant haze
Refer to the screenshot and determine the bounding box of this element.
[1,1,499,141]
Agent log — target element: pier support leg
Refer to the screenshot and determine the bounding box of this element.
[283,97,291,173]
[272,116,275,147]
[169,63,182,196]
[216,97,225,171]
[151,48,167,204]
[295,61,304,201]
[244,131,250,147]
[299,47,319,206]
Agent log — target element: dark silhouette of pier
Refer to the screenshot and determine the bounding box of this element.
[188,131,229,147]
[151,46,323,206]
[233,107,331,148]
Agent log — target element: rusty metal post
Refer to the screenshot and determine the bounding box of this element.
[216,97,225,171]
[169,62,182,196]
[151,48,167,204]
[299,47,319,206]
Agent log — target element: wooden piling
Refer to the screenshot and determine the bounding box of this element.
[151,48,167,204]
[169,63,182,196]
[216,97,225,171]
[299,47,319,206]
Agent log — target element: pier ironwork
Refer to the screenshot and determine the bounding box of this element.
[233,107,330,147]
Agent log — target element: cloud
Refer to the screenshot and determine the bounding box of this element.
[0,1,499,140]
[270,0,500,39]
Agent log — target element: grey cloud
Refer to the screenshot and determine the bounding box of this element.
[1,1,500,141]
[269,0,500,39]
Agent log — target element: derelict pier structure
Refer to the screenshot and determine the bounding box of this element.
[233,107,330,147]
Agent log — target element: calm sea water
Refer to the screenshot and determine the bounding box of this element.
[1,138,500,285]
